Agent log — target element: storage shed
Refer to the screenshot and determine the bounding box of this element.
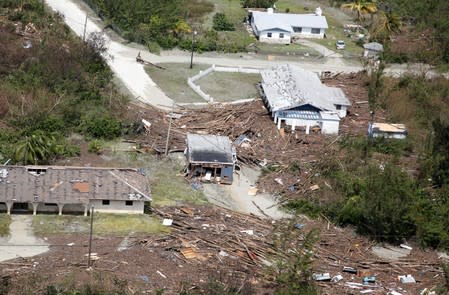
[185,134,237,184]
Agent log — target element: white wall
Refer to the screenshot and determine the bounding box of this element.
[259,30,291,44]
[292,27,325,39]
[90,200,144,214]
[335,105,348,118]
[321,120,340,134]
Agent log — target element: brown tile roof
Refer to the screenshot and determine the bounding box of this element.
[0,166,151,204]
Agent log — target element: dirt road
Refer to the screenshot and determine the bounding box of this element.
[0,215,48,262]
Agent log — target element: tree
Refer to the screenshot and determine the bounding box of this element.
[14,131,56,165]
[371,10,402,43]
[270,221,319,295]
[341,0,377,24]
[212,13,235,31]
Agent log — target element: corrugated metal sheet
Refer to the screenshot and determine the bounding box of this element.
[252,11,328,32]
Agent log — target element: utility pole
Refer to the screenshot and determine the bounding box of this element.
[189,31,197,69]
[164,104,174,156]
[87,205,94,268]
[82,13,88,42]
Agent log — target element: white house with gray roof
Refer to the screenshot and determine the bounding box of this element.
[249,8,328,44]
[259,64,350,134]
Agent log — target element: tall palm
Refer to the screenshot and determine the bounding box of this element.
[372,10,402,42]
[341,0,378,24]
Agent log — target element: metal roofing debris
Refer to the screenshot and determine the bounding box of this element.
[371,123,407,133]
[0,166,151,203]
[261,64,350,112]
[187,133,235,164]
[252,11,328,32]
[363,42,384,52]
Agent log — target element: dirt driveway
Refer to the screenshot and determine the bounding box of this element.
[203,166,290,219]
[0,215,49,262]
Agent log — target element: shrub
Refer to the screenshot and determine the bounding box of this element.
[212,13,235,31]
[147,41,161,55]
[241,0,277,8]
[80,114,122,139]
[88,139,103,154]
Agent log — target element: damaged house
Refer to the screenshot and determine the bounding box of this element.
[185,134,237,184]
[259,64,350,134]
[0,166,151,215]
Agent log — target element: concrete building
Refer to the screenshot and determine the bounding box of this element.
[249,7,328,44]
[185,134,237,184]
[0,166,151,215]
[259,64,350,134]
[368,122,407,139]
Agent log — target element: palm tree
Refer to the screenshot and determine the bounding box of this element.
[14,131,56,165]
[372,10,402,42]
[341,0,378,25]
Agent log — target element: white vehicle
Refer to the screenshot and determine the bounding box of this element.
[336,40,345,50]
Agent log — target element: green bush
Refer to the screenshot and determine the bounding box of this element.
[88,139,104,154]
[81,114,122,139]
[212,13,235,31]
[147,41,161,55]
[241,0,277,8]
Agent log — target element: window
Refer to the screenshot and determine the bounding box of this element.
[267,32,272,38]
[102,200,110,205]
[279,33,284,38]
[336,105,342,110]
[293,27,302,33]
[125,201,133,206]
[311,28,321,34]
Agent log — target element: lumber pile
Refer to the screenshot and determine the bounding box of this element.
[132,206,277,277]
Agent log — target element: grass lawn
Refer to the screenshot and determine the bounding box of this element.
[148,157,208,207]
[0,214,11,236]
[146,63,207,103]
[32,213,169,235]
[196,71,260,102]
[146,63,261,104]
[253,42,320,57]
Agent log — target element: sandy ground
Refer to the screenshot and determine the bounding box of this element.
[203,166,290,220]
[0,215,49,262]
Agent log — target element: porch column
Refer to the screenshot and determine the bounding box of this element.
[306,124,310,135]
[291,122,296,132]
[57,203,64,216]
[31,202,38,215]
[6,201,13,215]
[84,204,89,217]
[277,119,282,129]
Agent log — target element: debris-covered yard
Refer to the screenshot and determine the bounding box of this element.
[1,205,445,294]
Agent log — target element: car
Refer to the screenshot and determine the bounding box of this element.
[336,40,345,50]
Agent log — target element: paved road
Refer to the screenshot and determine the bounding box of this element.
[0,215,49,262]
[44,0,443,110]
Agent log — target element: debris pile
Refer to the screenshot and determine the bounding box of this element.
[136,206,276,277]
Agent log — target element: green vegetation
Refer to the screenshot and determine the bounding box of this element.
[0,214,11,236]
[212,13,235,31]
[332,0,449,64]
[196,72,260,102]
[284,70,449,249]
[32,213,169,235]
[270,221,319,295]
[150,159,207,207]
[241,0,277,8]
[0,0,128,165]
